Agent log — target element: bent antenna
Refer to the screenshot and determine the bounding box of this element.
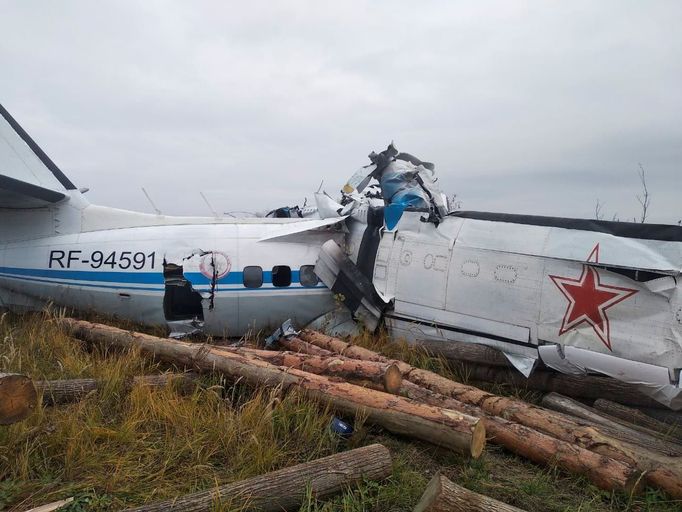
[141,187,162,215]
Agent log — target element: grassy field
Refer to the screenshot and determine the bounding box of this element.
[1,311,681,511]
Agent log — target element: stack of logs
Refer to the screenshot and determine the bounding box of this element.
[284,330,682,498]
[7,318,682,507]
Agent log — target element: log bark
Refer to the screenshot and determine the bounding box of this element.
[416,340,513,368]
[541,393,682,457]
[300,330,413,374]
[61,319,485,458]
[216,347,403,394]
[0,372,38,425]
[593,399,682,441]
[36,373,199,405]
[414,473,526,512]
[278,336,334,357]
[122,443,392,512]
[465,365,663,408]
[399,381,641,494]
[637,407,682,427]
[300,331,682,498]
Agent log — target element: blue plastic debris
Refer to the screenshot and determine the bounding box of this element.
[330,416,354,438]
[384,202,406,231]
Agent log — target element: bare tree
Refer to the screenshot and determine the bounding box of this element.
[636,163,651,223]
[594,199,605,220]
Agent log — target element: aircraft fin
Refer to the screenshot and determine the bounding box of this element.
[0,103,76,208]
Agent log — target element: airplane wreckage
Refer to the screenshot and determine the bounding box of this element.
[1,103,681,409]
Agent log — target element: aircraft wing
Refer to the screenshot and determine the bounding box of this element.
[0,103,75,208]
[258,216,348,242]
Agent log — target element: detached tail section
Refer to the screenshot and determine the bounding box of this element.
[0,103,76,208]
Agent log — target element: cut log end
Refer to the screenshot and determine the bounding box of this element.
[383,364,403,395]
[413,473,446,512]
[471,418,487,459]
[0,373,38,425]
[414,473,526,512]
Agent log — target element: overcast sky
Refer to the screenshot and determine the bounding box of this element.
[1,1,680,223]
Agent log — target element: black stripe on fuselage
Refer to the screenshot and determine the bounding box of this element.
[452,211,682,242]
[0,103,77,190]
[385,313,534,348]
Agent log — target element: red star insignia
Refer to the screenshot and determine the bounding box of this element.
[549,244,638,351]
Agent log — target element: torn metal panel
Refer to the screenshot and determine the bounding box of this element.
[503,353,538,378]
[540,344,682,409]
[537,344,586,376]
[342,164,376,195]
[384,314,539,359]
[162,260,205,338]
[266,205,319,218]
[315,240,388,332]
[264,318,299,349]
[306,309,361,338]
[166,319,204,339]
[314,192,344,219]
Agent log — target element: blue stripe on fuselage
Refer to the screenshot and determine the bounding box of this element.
[0,266,165,284]
[0,267,321,291]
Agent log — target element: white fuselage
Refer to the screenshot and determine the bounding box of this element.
[371,211,682,406]
[0,199,343,337]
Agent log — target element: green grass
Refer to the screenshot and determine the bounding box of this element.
[1,311,681,511]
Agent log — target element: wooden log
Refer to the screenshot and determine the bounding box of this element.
[300,331,682,498]
[123,443,392,512]
[541,393,682,457]
[0,372,38,425]
[414,472,526,512]
[216,347,403,394]
[36,373,199,405]
[416,340,513,368]
[296,336,640,492]
[464,365,663,408]
[637,407,682,426]
[593,399,682,440]
[278,336,334,357]
[61,319,486,457]
[398,381,641,494]
[300,330,413,374]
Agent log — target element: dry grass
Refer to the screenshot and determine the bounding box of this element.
[0,311,342,510]
[0,312,680,511]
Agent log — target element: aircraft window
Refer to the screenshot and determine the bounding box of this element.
[243,266,263,288]
[272,265,292,287]
[299,265,319,287]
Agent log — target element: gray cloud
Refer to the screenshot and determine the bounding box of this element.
[1,1,680,223]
